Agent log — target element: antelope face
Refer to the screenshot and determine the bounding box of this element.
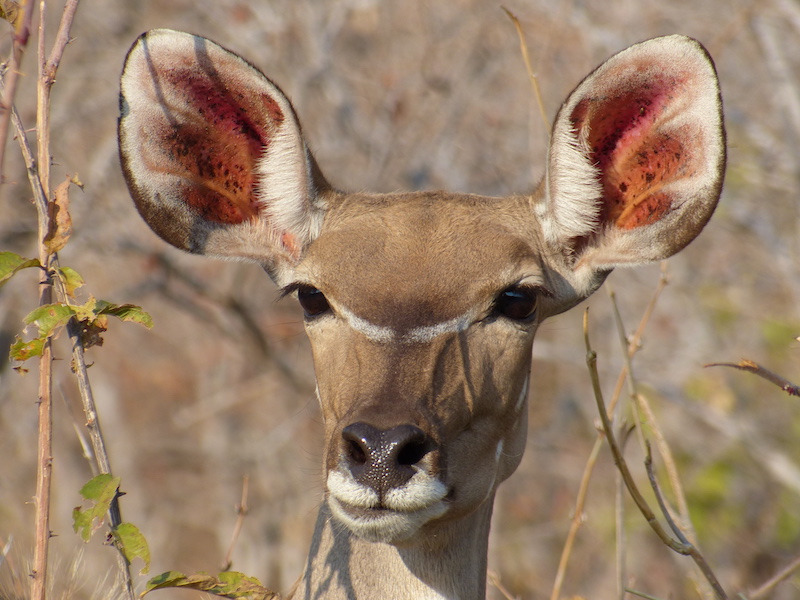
[288,192,565,542]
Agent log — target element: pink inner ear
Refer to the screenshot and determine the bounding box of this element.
[572,77,697,230]
[156,66,285,225]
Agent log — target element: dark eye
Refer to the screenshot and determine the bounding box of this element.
[494,286,538,322]
[297,285,331,318]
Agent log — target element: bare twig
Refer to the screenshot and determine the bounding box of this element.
[550,267,669,600]
[608,272,713,599]
[221,475,251,572]
[0,0,35,180]
[705,359,800,397]
[615,425,631,600]
[549,437,602,600]
[747,553,800,599]
[607,286,648,454]
[583,308,729,600]
[501,7,550,136]
[644,443,691,546]
[625,588,664,600]
[488,570,519,600]
[607,279,705,556]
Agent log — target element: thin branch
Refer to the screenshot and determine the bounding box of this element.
[550,269,668,600]
[65,314,135,599]
[221,475,251,572]
[608,276,703,561]
[583,308,729,600]
[608,270,711,599]
[615,426,631,600]
[488,570,519,600]
[746,553,800,599]
[644,443,691,546]
[501,7,550,136]
[607,286,648,454]
[625,588,665,600]
[635,391,695,541]
[705,359,800,397]
[0,0,35,180]
[43,0,78,80]
[549,437,602,600]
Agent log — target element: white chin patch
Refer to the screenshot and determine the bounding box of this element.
[327,469,449,543]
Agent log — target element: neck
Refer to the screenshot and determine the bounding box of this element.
[288,496,495,600]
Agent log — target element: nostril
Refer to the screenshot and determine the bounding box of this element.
[396,430,430,466]
[342,424,371,466]
[346,437,367,465]
[396,440,426,466]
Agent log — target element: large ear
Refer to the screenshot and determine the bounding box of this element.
[538,35,725,296]
[118,29,329,285]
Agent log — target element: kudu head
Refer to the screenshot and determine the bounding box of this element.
[119,30,724,545]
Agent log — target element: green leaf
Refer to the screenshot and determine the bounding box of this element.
[145,571,186,589]
[114,522,150,575]
[79,473,120,502]
[96,301,154,328]
[0,251,40,287]
[24,303,76,336]
[72,474,120,542]
[144,571,278,599]
[57,266,85,297]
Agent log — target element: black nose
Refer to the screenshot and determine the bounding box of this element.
[341,422,434,494]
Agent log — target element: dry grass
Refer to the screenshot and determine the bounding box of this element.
[1,1,799,599]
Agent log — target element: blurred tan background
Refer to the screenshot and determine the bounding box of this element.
[1,0,799,598]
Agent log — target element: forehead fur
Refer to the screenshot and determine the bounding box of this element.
[294,191,545,329]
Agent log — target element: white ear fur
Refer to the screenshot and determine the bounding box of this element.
[538,35,725,285]
[256,109,327,252]
[536,122,603,244]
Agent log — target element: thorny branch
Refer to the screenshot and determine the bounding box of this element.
[3,2,137,599]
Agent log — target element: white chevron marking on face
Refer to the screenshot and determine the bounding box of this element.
[338,305,396,343]
[338,305,474,344]
[516,376,530,412]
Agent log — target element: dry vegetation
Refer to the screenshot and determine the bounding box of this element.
[0,0,799,599]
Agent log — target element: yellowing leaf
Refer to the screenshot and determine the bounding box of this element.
[144,570,279,599]
[71,296,98,322]
[9,335,45,361]
[44,176,75,254]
